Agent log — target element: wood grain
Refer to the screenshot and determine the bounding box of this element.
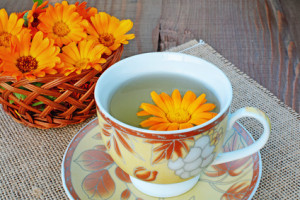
[159,0,299,112]
[0,0,299,112]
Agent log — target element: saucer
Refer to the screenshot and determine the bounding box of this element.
[62,118,262,200]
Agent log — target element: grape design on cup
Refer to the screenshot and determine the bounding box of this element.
[168,135,217,179]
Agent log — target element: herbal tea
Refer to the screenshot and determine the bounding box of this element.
[109,73,220,128]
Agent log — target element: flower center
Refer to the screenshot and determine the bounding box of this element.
[16,56,38,73]
[98,33,115,47]
[0,32,12,48]
[53,21,70,37]
[167,109,191,124]
[31,13,40,28]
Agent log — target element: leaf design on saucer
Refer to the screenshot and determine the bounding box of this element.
[95,145,107,151]
[121,189,131,200]
[93,132,102,140]
[206,156,251,177]
[82,170,115,199]
[115,167,131,183]
[75,148,113,171]
[221,182,249,200]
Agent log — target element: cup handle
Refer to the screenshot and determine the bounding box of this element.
[212,107,271,165]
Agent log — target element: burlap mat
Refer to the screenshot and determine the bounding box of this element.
[0,40,299,200]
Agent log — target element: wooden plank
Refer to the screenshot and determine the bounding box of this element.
[280,0,300,57]
[0,0,162,58]
[159,0,300,112]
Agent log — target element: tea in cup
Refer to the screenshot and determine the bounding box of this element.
[94,52,270,197]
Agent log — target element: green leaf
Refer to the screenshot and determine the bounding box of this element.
[43,95,56,101]
[0,86,4,90]
[38,105,45,111]
[9,100,14,104]
[18,86,31,91]
[32,0,43,6]
[32,82,44,87]
[14,93,27,101]
[32,101,44,106]
[23,11,29,27]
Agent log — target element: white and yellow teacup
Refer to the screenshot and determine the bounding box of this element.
[94,52,270,197]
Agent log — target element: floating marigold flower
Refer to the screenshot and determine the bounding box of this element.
[75,2,97,21]
[59,39,107,76]
[0,31,60,81]
[85,12,135,55]
[137,89,217,131]
[0,9,24,48]
[27,0,48,35]
[38,1,87,47]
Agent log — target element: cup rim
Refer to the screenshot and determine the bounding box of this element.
[95,52,232,134]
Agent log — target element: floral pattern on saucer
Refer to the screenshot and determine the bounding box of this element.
[62,119,261,200]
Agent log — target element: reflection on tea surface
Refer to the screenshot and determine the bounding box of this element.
[109,73,220,128]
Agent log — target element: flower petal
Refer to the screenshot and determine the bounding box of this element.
[137,110,150,116]
[192,112,217,120]
[149,123,169,131]
[140,119,161,128]
[151,91,168,113]
[187,93,206,114]
[167,123,179,131]
[194,103,216,113]
[160,92,174,112]
[172,89,182,110]
[140,103,166,118]
[140,117,168,128]
[181,91,196,110]
[189,117,209,126]
[179,123,193,130]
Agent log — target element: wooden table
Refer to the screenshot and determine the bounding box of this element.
[1,0,299,112]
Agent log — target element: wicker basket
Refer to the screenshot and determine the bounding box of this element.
[0,46,124,129]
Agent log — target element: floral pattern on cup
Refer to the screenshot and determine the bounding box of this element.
[100,119,142,162]
[204,126,224,146]
[168,136,216,179]
[98,110,227,183]
[145,137,195,165]
[134,167,158,181]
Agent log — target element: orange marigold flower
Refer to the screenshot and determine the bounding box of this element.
[85,12,135,55]
[137,89,217,131]
[0,9,25,48]
[27,0,48,35]
[38,1,87,47]
[0,31,60,81]
[75,2,97,21]
[59,40,107,76]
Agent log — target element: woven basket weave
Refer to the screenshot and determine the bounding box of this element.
[0,46,123,129]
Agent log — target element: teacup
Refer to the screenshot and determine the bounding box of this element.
[94,52,270,197]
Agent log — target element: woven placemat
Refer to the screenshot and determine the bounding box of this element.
[0,40,299,200]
